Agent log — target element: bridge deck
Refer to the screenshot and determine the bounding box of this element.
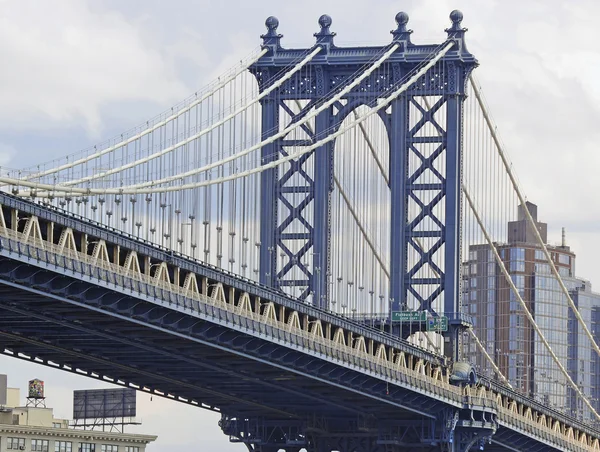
[0,193,597,451]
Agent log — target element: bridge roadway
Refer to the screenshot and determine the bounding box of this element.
[0,192,597,451]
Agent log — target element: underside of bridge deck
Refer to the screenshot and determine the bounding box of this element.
[0,256,469,451]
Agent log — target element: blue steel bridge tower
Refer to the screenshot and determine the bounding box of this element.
[252,11,477,359]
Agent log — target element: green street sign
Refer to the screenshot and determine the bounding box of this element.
[427,316,448,332]
[391,311,426,322]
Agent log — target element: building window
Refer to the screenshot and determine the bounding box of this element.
[53,422,62,428]
[80,444,96,452]
[55,441,72,452]
[7,438,26,450]
[558,254,570,265]
[510,248,525,261]
[101,446,118,452]
[125,448,139,452]
[32,439,50,452]
[535,249,545,260]
[509,248,525,272]
[509,261,525,272]
[558,266,570,277]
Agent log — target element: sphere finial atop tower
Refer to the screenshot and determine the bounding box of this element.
[396,11,409,26]
[314,14,336,48]
[319,14,332,30]
[391,11,412,42]
[449,10,464,30]
[265,16,280,35]
[445,9,468,51]
[261,16,283,52]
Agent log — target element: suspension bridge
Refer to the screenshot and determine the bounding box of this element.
[0,10,598,452]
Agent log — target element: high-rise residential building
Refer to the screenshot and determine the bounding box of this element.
[0,376,156,452]
[464,202,600,421]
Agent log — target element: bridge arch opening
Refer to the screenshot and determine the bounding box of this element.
[330,103,390,317]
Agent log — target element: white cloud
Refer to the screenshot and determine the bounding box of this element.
[0,0,191,136]
[0,143,16,166]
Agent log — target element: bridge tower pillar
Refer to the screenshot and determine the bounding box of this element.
[252,12,477,361]
[388,11,476,361]
[254,16,334,309]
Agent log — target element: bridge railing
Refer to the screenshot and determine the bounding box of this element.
[0,228,597,451]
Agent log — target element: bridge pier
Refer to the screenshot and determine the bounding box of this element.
[219,409,497,452]
[439,408,497,452]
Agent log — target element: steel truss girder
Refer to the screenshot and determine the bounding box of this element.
[0,191,445,367]
[0,257,449,423]
[0,302,358,417]
[0,195,596,450]
[221,415,441,452]
[9,270,566,451]
[491,425,571,452]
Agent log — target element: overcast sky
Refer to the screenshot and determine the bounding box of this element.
[1,0,600,450]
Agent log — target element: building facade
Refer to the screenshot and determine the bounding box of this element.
[464,202,600,420]
[0,379,156,452]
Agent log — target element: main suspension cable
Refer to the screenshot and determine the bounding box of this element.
[7,42,454,197]
[22,48,270,181]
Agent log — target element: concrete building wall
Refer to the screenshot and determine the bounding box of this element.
[6,390,19,410]
[0,426,155,452]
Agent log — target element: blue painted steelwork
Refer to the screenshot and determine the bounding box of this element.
[251,11,477,330]
[0,193,598,451]
[0,237,579,452]
[0,192,442,365]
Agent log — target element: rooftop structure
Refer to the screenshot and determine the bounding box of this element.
[0,376,156,452]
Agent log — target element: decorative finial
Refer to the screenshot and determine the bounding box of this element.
[449,10,463,31]
[261,16,283,51]
[264,16,280,36]
[391,11,412,42]
[314,14,336,47]
[318,14,333,32]
[445,9,467,43]
[396,11,409,27]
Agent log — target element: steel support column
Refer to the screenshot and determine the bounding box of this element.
[444,65,464,361]
[259,96,279,287]
[390,95,410,313]
[313,104,334,309]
